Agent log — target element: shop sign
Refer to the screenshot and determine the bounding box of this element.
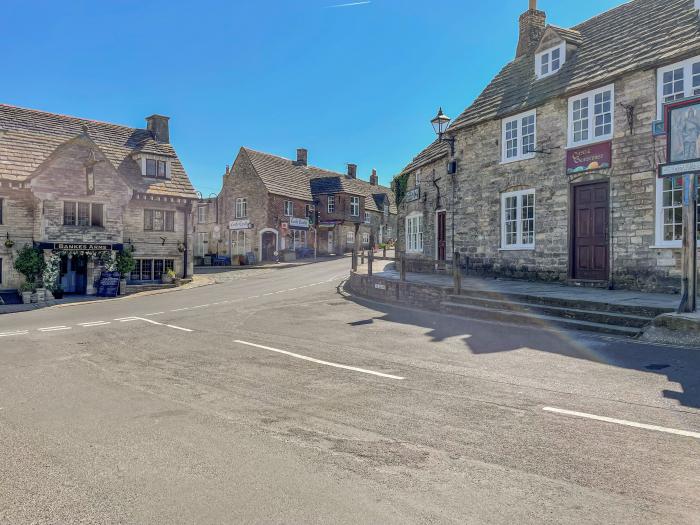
[229,220,252,230]
[96,271,121,297]
[289,217,310,230]
[52,243,113,252]
[319,221,338,229]
[566,141,612,175]
[405,186,420,202]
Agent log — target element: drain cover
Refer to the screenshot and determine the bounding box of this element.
[645,364,670,371]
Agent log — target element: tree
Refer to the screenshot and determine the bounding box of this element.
[114,248,136,278]
[13,245,46,287]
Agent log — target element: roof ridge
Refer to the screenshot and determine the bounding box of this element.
[571,0,638,31]
[242,146,349,178]
[0,103,145,133]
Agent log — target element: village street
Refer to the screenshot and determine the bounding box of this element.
[0,258,698,524]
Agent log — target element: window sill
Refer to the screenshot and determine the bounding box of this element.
[566,137,613,150]
[500,154,536,165]
[499,246,535,251]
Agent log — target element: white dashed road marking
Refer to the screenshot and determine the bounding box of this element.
[543,407,700,440]
[128,317,194,333]
[0,331,29,337]
[233,340,405,380]
[79,321,111,327]
[38,326,71,332]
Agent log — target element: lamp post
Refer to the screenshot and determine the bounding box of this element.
[431,107,456,156]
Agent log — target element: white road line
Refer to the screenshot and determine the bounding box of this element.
[115,317,138,322]
[0,331,29,337]
[129,317,194,333]
[144,312,165,317]
[171,307,190,312]
[263,293,275,296]
[165,324,194,332]
[542,407,700,440]
[79,321,111,327]
[38,326,71,332]
[233,340,405,380]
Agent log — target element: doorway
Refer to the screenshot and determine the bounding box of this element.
[261,231,277,261]
[571,181,609,281]
[437,210,447,261]
[60,254,88,294]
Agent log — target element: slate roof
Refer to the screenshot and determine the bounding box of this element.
[242,147,397,213]
[0,104,196,198]
[399,139,450,175]
[449,0,700,131]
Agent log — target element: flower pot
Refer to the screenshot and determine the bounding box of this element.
[30,292,38,304]
[53,289,64,299]
[161,275,173,284]
[119,279,127,296]
[21,291,32,304]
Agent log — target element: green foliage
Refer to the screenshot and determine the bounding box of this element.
[13,245,45,284]
[115,248,136,277]
[42,254,61,292]
[165,268,177,279]
[19,281,35,293]
[392,172,410,205]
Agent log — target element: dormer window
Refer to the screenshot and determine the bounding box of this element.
[134,153,171,179]
[536,43,565,79]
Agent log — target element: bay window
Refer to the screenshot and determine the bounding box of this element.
[501,189,535,250]
[350,196,360,217]
[502,110,536,162]
[406,212,423,253]
[568,84,614,147]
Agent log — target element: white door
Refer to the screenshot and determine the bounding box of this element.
[196,233,207,256]
[328,231,334,253]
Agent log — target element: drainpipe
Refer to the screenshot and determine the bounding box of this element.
[183,201,191,278]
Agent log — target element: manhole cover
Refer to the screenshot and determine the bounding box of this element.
[645,364,670,371]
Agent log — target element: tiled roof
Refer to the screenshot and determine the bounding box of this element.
[450,0,700,131]
[549,26,582,46]
[0,104,196,198]
[243,147,397,213]
[399,140,450,175]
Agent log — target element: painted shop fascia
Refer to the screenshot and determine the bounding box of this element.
[395,0,700,293]
[0,105,197,293]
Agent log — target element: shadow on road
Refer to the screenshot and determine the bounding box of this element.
[344,295,700,410]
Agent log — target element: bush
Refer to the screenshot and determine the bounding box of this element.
[115,248,136,278]
[14,245,45,285]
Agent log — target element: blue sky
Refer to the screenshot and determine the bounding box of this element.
[2,0,623,192]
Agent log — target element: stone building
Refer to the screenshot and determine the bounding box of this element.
[0,104,197,293]
[200,147,396,262]
[396,0,700,292]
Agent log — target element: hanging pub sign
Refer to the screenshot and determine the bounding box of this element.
[229,220,252,230]
[96,271,121,297]
[658,97,700,178]
[405,186,421,202]
[289,217,310,230]
[566,141,612,175]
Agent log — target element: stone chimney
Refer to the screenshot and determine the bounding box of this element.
[347,163,357,179]
[294,148,308,166]
[370,169,378,186]
[146,115,170,143]
[516,0,546,58]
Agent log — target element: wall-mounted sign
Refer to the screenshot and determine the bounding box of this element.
[405,186,421,202]
[658,97,700,178]
[566,141,612,175]
[229,220,252,230]
[52,243,113,252]
[289,217,310,230]
[319,221,338,229]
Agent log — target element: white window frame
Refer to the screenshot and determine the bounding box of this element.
[346,230,355,244]
[364,213,372,224]
[284,200,293,217]
[535,43,565,79]
[654,175,700,248]
[350,196,360,217]
[567,84,615,147]
[656,55,700,118]
[501,109,537,163]
[405,212,423,253]
[291,229,306,250]
[362,232,370,244]
[327,195,335,213]
[500,189,536,250]
[197,206,207,224]
[235,198,247,218]
[415,169,421,186]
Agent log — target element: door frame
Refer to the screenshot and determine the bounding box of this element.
[435,209,447,261]
[568,179,610,281]
[259,228,278,261]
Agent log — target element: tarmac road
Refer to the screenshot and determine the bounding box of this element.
[0,258,698,524]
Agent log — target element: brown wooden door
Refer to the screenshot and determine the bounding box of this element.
[572,182,609,281]
[437,211,447,261]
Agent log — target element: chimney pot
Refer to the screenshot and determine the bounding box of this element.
[347,163,357,179]
[370,169,378,186]
[295,148,308,166]
[146,114,170,143]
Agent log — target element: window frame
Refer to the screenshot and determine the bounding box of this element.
[405,212,423,253]
[130,258,175,282]
[501,109,537,163]
[346,230,355,244]
[197,205,207,224]
[567,84,615,147]
[63,201,104,228]
[362,232,370,244]
[235,198,247,219]
[327,195,335,213]
[654,175,700,248]
[350,196,360,217]
[144,209,175,232]
[656,55,700,119]
[535,42,566,79]
[284,200,293,217]
[500,189,536,251]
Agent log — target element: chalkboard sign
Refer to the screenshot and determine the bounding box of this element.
[96,271,121,297]
[246,252,257,265]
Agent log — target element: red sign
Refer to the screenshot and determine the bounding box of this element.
[566,141,612,175]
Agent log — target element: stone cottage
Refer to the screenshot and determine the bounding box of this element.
[396,0,700,293]
[0,104,197,293]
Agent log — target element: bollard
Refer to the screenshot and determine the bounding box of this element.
[368,249,373,277]
[400,253,407,281]
[360,250,365,265]
[453,252,462,295]
[383,246,387,258]
[351,249,357,271]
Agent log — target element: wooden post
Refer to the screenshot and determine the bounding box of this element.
[400,252,406,281]
[360,250,365,265]
[679,173,698,313]
[368,234,374,276]
[351,249,357,271]
[383,246,387,258]
[453,251,462,295]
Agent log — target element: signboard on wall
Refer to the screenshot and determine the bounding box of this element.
[289,217,310,230]
[229,220,252,230]
[658,97,700,178]
[566,141,612,175]
[52,243,113,252]
[405,187,421,202]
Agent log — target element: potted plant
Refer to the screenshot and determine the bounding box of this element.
[161,268,176,284]
[115,248,136,295]
[53,286,64,299]
[4,238,14,249]
[14,244,45,296]
[19,282,34,304]
[41,253,61,301]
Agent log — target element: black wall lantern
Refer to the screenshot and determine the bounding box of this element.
[431,107,456,156]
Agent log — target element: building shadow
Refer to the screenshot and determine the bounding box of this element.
[343,295,700,410]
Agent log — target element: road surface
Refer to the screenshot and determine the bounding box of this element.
[0,258,698,524]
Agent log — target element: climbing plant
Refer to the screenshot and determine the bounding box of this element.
[41,253,61,292]
[392,172,410,205]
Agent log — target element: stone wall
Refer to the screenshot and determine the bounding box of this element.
[346,271,450,308]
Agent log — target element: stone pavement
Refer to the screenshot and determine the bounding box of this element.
[361,261,680,311]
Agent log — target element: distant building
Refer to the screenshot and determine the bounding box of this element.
[395,0,700,292]
[0,105,197,293]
